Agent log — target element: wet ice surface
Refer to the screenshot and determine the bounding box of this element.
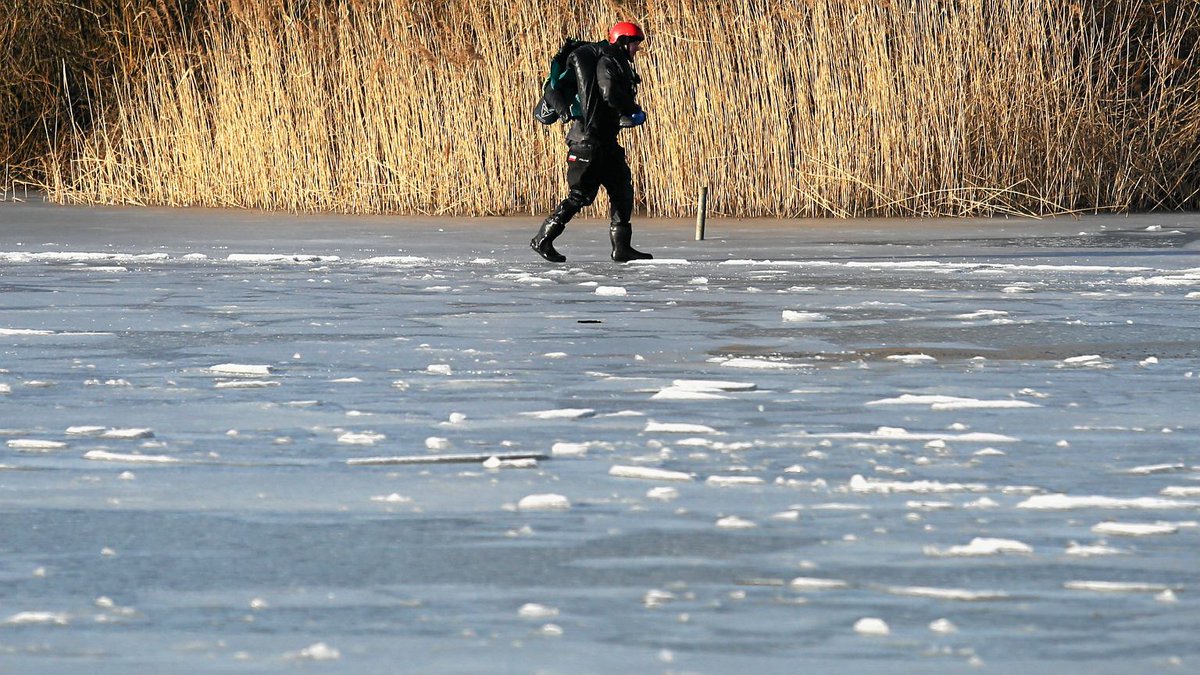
[1,202,1199,673]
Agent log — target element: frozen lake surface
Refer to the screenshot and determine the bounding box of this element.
[2,202,1199,673]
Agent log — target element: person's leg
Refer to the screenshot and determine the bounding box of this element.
[600,146,652,262]
[532,143,604,263]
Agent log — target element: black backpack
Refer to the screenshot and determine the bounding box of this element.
[533,38,589,125]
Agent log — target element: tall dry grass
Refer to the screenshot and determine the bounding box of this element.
[39,0,1200,217]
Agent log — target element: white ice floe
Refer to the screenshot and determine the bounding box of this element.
[521,408,596,420]
[854,618,890,636]
[651,387,730,400]
[848,475,989,494]
[782,310,828,322]
[369,493,413,503]
[1058,354,1110,368]
[1017,494,1199,510]
[929,618,958,634]
[1065,542,1126,557]
[1157,590,1179,603]
[426,364,453,375]
[865,394,1038,410]
[1161,486,1200,497]
[887,354,938,364]
[1119,463,1186,475]
[337,431,385,445]
[789,577,848,591]
[954,310,1009,320]
[364,256,429,265]
[209,363,273,376]
[214,380,279,389]
[885,586,1008,601]
[705,476,765,487]
[609,465,694,482]
[4,611,69,626]
[227,254,339,264]
[644,421,719,434]
[517,494,571,511]
[594,286,627,296]
[718,357,809,370]
[807,427,1019,443]
[715,515,757,529]
[483,456,537,469]
[1126,270,1200,286]
[100,428,154,440]
[549,442,591,457]
[672,379,757,392]
[1091,521,1179,536]
[518,603,559,619]
[289,642,340,661]
[64,426,106,436]
[7,439,67,451]
[83,450,179,463]
[0,328,55,336]
[643,589,675,608]
[646,487,679,501]
[924,537,1033,557]
[424,437,450,451]
[1064,581,1173,593]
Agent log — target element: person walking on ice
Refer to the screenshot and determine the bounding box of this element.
[531,21,653,263]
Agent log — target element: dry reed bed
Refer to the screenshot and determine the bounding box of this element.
[41,0,1200,217]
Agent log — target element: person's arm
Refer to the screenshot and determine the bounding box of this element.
[597,56,641,116]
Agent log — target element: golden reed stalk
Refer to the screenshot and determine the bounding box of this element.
[30,0,1200,217]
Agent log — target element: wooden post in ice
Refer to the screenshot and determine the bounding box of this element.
[695,186,708,241]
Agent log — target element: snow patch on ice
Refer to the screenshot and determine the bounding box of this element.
[289,642,340,661]
[866,394,1038,410]
[849,475,989,493]
[782,310,828,322]
[517,493,571,511]
[652,387,730,400]
[210,363,273,377]
[4,611,69,626]
[789,577,848,591]
[705,475,765,487]
[885,586,1008,601]
[645,421,719,434]
[1065,542,1126,557]
[337,431,386,445]
[1091,521,1179,536]
[1017,494,1199,510]
[886,354,937,364]
[718,357,810,370]
[715,515,757,529]
[7,439,67,451]
[518,603,559,619]
[807,427,1019,443]
[83,450,179,463]
[854,618,890,635]
[1064,581,1172,593]
[610,465,694,482]
[521,408,595,420]
[924,537,1033,557]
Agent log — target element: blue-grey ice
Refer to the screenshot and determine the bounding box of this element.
[1,202,1199,673]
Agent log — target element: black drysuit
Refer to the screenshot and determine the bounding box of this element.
[547,41,644,227]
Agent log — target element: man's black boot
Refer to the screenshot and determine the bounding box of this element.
[530,218,567,263]
[609,223,653,262]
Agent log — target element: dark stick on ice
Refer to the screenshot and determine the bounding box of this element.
[695,186,708,241]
